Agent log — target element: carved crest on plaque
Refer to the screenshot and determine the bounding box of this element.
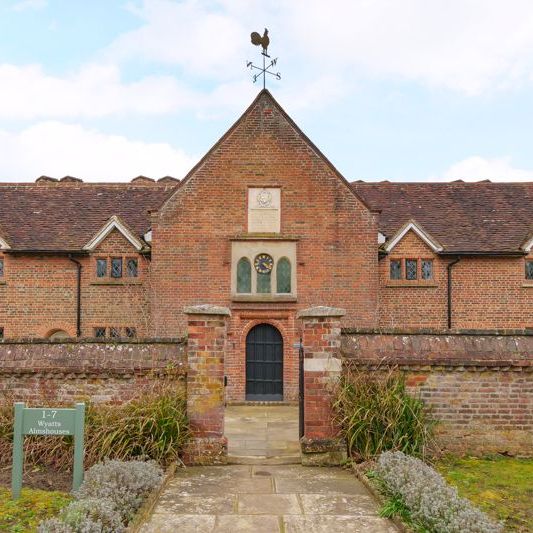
[256,189,273,208]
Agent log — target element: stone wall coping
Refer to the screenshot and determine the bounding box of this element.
[342,327,533,337]
[0,367,188,377]
[183,304,231,316]
[297,306,346,318]
[0,337,186,346]
[342,358,532,370]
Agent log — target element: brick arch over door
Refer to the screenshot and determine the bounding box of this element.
[226,316,298,402]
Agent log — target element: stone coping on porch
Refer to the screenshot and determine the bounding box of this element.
[297,306,346,318]
[184,304,231,316]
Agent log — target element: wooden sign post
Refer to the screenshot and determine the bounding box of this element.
[12,402,85,499]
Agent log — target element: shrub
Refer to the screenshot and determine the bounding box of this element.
[333,367,434,460]
[38,460,163,532]
[76,459,163,523]
[0,384,190,469]
[38,497,124,533]
[375,451,503,533]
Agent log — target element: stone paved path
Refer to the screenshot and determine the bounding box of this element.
[225,405,300,463]
[140,464,398,532]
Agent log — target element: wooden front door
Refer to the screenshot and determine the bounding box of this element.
[246,324,283,401]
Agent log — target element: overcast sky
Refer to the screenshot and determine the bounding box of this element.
[1,0,533,182]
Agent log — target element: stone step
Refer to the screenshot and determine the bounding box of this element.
[227,454,301,465]
[226,401,299,406]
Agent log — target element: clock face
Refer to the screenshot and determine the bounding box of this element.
[254,253,274,274]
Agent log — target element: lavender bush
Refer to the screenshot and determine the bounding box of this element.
[76,459,163,522]
[375,451,502,533]
[38,497,124,533]
[38,459,163,532]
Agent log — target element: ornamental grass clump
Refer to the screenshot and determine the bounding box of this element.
[375,451,503,533]
[333,367,434,460]
[84,384,190,467]
[0,383,190,469]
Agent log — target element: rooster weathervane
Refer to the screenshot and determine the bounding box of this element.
[247,28,281,89]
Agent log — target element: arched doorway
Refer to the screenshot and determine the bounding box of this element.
[246,323,283,401]
[47,329,70,340]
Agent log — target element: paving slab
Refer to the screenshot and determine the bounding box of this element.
[225,405,300,461]
[237,493,301,515]
[140,463,398,533]
[283,515,399,533]
[215,514,281,532]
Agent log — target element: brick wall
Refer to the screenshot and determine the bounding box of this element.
[379,231,447,329]
[0,339,186,404]
[150,91,379,341]
[452,254,533,329]
[341,330,532,455]
[85,230,151,337]
[226,308,299,402]
[379,230,533,330]
[0,229,151,340]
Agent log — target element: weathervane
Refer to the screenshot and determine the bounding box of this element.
[247,28,281,89]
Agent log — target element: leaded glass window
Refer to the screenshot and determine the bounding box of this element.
[111,258,122,278]
[125,327,137,338]
[406,259,418,280]
[127,258,138,277]
[277,258,291,293]
[237,258,251,293]
[422,260,433,280]
[110,327,120,339]
[96,258,107,278]
[0,258,4,278]
[94,327,106,338]
[257,271,271,293]
[390,260,401,280]
[526,260,533,280]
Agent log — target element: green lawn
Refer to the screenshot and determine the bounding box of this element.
[437,456,533,532]
[0,487,71,532]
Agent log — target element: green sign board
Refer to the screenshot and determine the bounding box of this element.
[12,403,85,499]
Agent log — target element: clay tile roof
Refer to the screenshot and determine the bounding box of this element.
[352,181,533,254]
[0,182,177,251]
[158,176,179,184]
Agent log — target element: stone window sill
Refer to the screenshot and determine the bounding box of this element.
[0,280,6,285]
[522,283,533,288]
[90,279,142,286]
[230,233,299,241]
[385,281,438,288]
[232,294,297,303]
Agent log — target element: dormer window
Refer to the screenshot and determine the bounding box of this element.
[526,260,533,280]
[126,258,138,277]
[96,258,107,278]
[389,258,434,282]
[94,255,140,281]
[390,260,401,280]
[111,258,122,278]
[406,259,418,280]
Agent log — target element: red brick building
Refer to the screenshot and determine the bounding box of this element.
[1,90,532,402]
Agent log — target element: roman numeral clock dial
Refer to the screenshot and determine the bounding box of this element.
[254,254,273,274]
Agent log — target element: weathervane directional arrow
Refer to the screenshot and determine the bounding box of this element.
[246,28,281,89]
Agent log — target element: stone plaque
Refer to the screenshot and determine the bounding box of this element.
[248,188,280,233]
